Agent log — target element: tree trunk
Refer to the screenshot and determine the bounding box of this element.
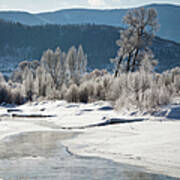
[131,27,143,72]
[126,52,132,72]
[131,48,139,72]
[114,56,123,78]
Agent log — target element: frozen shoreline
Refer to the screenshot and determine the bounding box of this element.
[0,100,180,178]
[63,120,180,178]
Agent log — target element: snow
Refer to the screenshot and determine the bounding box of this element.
[0,100,180,178]
[63,121,180,178]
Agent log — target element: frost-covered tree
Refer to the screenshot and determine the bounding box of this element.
[66,45,87,85]
[11,60,40,83]
[112,7,159,76]
[40,46,87,87]
[22,67,35,101]
[66,46,77,82]
[41,47,69,88]
[77,45,87,75]
[58,51,67,87]
[41,48,60,87]
[139,50,158,72]
[34,66,54,97]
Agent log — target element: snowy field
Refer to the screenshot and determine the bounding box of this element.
[0,100,180,179]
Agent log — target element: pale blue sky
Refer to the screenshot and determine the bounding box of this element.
[0,0,179,13]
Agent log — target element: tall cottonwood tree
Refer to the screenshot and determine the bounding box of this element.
[40,45,87,88]
[112,7,159,77]
[41,48,61,88]
[66,45,87,85]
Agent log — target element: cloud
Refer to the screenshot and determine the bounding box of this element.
[88,0,107,7]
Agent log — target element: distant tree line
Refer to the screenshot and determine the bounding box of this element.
[0,20,119,69]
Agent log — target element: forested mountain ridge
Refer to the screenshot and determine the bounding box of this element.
[36,4,180,42]
[0,20,180,74]
[0,4,179,42]
[0,11,47,25]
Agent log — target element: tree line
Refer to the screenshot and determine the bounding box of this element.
[0,8,180,111]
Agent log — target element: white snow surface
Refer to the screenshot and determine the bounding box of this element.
[0,100,180,178]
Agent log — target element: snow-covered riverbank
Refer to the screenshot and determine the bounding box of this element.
[0,100,180,178]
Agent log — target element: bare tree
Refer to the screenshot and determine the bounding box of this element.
[112,7,159,77]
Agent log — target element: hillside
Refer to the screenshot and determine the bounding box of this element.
[0,20,180,74]
[0,11,48,26]
[36,4,180,43]
[0,4,179,42]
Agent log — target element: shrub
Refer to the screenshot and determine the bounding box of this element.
[65,84,80,102]
[0,81,25,105]
[110,71,173,111]
[78,85,89,103]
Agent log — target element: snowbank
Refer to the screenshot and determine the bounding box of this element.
[0,100,180,178]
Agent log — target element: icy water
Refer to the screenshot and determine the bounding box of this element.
[0,131,179,180]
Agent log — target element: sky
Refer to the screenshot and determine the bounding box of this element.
[0,0,180,13]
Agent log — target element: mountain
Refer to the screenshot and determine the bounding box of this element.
[37,4,180,43]
[0,4,179,42]
[37,8,126,26]
[0,20,180,75]
[0,11,48,25]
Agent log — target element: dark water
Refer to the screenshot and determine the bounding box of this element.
[0,131,178,180]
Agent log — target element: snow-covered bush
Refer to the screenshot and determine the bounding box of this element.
[110,70,173,111]
[78,84,89,103]
[0,74,25,105]
[65,84,80,102]
[61,73,112,103]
